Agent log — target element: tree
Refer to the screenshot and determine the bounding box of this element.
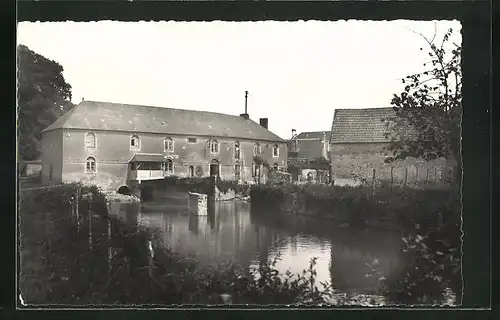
[17,44,75,161]
[384,27,462,184]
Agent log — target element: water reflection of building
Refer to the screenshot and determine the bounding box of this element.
[133,200,260,267]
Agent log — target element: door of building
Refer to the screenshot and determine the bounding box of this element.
[210,159,220,177]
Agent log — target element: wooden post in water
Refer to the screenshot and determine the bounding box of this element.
[148,240,154,278]
[404,167,408,186]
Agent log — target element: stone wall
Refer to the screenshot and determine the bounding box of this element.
[330,142,455,186]
[56,128,287,190]
[188,192,208,216]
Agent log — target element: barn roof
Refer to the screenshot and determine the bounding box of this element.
[296,131,329,140]
[330,108,398,144]
[42,100,285,142]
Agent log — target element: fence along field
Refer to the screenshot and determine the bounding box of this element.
[332,165,456,189]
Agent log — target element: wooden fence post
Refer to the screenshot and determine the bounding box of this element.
[371,168,376,195]
[425,168,430,185]
[404,167,408,186]
[390,167,394,189]
[435,168,438,184]
[76,188,80,234]
[88,204,92,251]
[108,218,112,278]
[415,167,419,187]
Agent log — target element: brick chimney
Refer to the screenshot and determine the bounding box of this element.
[240,90,250,120]
[259,118,268,129]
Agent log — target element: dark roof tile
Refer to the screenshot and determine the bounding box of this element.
[42,101,285,142]
[330,108,397,143]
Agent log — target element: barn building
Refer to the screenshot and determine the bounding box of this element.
[40,100,287,192]
[329,108,455,187]
[287,131,330,183]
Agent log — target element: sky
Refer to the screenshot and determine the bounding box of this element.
[17,20,461,139]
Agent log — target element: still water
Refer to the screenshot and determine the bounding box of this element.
[108,191,405,302]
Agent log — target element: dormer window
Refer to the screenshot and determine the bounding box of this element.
[85,132,96,149]
[210,139,219,154]
[130,135,140,150]
[164,137,174,152]
[253,143,261,156]
[272,144,279,158]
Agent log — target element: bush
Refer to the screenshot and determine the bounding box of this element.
[368,188,462,305]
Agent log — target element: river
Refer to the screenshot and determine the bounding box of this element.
[107,190,406,305]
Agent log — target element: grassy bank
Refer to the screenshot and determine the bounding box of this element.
[18,183,335,305]
[250,183,459,231]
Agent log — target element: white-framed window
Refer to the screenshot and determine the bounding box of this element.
[210,139,219,154]
[130,135,141,150]
[253,143,261,156]
[272,144,279,158]
[164,137,174,152]
[85,132,96,149]
[85,156,96,173]
[162,159,174,173]
[234,141,241,160]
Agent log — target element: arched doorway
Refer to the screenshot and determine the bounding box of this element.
[210,159,220,178]
[188,165,195,178]
[117,186,131,195]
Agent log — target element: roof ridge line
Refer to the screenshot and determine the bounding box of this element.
[83,100,248,119]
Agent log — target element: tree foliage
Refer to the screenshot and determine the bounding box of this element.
[384,28,462,182]
[18,44,74,161]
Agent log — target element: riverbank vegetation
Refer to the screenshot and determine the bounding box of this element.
[251,182,461,305]
[19,181,461,306]
[19,183,335,305]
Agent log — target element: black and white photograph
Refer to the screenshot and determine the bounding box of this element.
[17,20,463,307]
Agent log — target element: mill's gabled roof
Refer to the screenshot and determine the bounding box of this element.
[330,108,399,144]
[42,100,285,142]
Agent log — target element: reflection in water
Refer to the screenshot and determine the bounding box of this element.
[108,191,404,298]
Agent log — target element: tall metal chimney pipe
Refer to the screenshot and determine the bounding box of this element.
[245,90,248,114]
